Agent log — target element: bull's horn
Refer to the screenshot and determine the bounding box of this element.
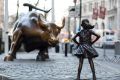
[58,17,65,29]
[23,3,51,13]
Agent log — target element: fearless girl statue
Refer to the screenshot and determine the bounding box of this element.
[72,19,100,80]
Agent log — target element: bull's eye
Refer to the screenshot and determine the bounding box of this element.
[56,29,60,33]
[57,29,60,33]
[54,29,60,36]
[56,29,58,32]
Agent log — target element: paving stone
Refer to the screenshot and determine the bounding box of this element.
[0,48,119,80]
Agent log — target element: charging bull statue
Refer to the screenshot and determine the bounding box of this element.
[4,3,65,61]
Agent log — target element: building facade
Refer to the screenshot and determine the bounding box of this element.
[68,0,120,40]
[0,0,4,40]
[0,0,4,29]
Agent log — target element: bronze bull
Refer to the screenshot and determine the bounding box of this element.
[4,6,65,61]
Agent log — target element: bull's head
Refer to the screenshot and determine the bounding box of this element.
[37,14,65,46]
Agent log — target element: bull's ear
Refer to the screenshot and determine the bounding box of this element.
[38,14,46,21]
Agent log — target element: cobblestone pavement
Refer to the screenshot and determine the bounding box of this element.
[0,48,120,80]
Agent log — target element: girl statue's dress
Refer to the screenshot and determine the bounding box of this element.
[74,29,98,58]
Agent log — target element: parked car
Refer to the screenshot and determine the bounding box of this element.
[94,29,117,48]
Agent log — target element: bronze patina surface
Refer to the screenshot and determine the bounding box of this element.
[4,3,65,61]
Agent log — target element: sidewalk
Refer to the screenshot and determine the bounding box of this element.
[0,48,120,80]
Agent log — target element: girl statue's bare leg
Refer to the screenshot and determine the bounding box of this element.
[77,57,84,80]
[88,58,96,80]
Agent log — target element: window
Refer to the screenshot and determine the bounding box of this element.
[113,0,117,8]
[109,0,112,9]
[101,22,105,29]
[109,0,117,9]
[101,0,105,7]
[108,16,115,29]
[83,4,87,13]
[106,32,109,35]
[110,32,114,35]
[89,3,92,12]
[94,2,98,8]
[95,23,98,29]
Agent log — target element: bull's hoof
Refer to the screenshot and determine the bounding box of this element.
[36,55,46,61]
[36,55,41,61]
[45,54,49,59]
[4,55,14,61]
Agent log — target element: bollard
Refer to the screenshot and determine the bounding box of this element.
[115,41,120,55]
[65,43,68,57]
[70,44,74,53]
[55,44,59,53]
[0,38,1,54]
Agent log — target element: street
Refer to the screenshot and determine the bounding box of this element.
[1,0,120,80]
[0,48,120,80]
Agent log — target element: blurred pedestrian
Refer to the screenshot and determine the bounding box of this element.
[72,19,100,80]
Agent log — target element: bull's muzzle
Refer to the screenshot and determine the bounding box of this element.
[48,37,59,47]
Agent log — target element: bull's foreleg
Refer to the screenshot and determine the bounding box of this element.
[44,48,49,59]
[4,29,22,61]
[36,50,45,61]
[36,48,49,61]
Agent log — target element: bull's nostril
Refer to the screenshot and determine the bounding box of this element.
[51,37,55,40]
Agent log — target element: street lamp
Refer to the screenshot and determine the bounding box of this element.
[51,0,55,22]
[4,0,9,55]
[73,0,77,33]
[79,0,82,31]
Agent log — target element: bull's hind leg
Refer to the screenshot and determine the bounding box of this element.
[4,29,22,61]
